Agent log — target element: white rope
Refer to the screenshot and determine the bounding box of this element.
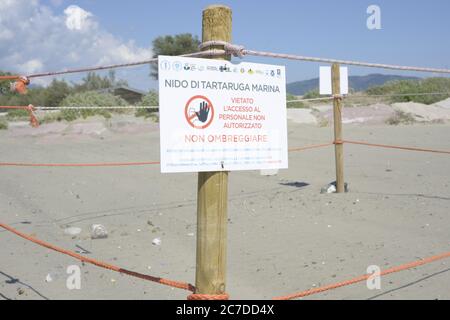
[31,91,450,111]
[200,41,450,74]
[352,92,450,98]
[27,50,226,78]
[286,97,334,103]
[20,42,450,80]
[36,106,158,110]
[286,92,449,103]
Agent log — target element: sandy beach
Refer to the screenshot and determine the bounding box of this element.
[1,117,449,300]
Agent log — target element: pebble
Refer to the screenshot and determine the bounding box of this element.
[64,227,82,236]
[91,224,108,239]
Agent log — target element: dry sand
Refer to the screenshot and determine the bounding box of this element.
[393,102,450,122]
[1,118,450,300]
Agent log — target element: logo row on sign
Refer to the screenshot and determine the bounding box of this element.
[160,59,283,78]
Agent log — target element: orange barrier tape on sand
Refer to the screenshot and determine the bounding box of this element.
[0,222,195,292]
[273,250,450,300]
[0,143,333,167]
[1,223,449,300]
[341,140,450,155]
[0,161,161,167]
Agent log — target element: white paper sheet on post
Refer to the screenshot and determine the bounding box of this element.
[319,66,349,95]
[158,55,288,173]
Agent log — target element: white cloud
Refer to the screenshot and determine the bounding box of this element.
[0,0,152,88]
[64,5,93,31]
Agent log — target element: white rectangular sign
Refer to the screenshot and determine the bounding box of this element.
[319,66,349,95]
[158,55,288,173]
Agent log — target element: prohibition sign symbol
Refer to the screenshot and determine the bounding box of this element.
[184,95,214,129]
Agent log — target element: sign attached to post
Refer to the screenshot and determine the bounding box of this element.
[158,55,288,173]
[319,66,349,95]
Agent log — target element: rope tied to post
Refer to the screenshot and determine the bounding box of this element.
[10,76,31,95]
[200,41,450,74]
[200,40,246,58]
[187,293,230,300]
[1,41,449,86]
[26,104,39,128]
[0,105,39,127]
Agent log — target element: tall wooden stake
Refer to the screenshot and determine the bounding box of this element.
[332,63,345,193]
[195,4,231,296]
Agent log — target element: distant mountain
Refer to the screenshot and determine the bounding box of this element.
[287,74,420,95]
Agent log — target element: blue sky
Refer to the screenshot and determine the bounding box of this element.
[2,0,449,91]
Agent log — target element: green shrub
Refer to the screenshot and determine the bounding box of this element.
[135,90,159,119]
[366,78,450,105]
[286,93,306,108]
[303,90,321,99]
[59,91,128,121]
[6,108,29,120]
[385,110,416,125]
[0,118,7,130]
[39,112,64,124]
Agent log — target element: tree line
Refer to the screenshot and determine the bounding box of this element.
[0,71,127,107]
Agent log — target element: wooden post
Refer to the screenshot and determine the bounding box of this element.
[332,63,345,193]
[195,5,231,296]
